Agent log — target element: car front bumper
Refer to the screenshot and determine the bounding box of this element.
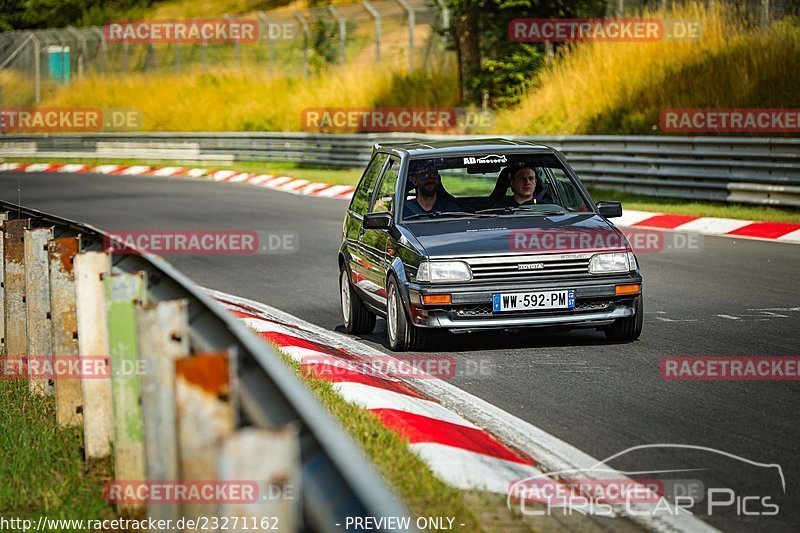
[404,274,642,331]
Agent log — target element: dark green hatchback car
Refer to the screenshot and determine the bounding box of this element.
[338,139,643,351]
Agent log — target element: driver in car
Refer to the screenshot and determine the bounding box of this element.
[403,166,463,217]
[493,165,554,206]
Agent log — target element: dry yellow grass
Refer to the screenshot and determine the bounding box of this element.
[28,2,799,134]
[495,2,800,135]
[41,63,458,131]
[0,70,37,105]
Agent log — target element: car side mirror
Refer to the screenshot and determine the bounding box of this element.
[596,201,623,218]
[363,212,402,239]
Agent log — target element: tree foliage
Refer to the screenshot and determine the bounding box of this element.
[443,0,608,106]
[0,0,162,31]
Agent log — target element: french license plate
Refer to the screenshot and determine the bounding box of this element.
[492,290,575,312]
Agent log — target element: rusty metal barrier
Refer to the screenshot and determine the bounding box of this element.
[0,200,415,532]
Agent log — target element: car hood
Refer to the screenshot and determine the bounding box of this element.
[403,213,628,257]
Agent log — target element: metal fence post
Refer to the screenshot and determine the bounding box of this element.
[219,427,301,531]
[293,10,310,78]
[4,220,30,361]
[92,27,107,73]
[49,237,82,427]
[258,11,275,74]
[224,14,241,68]
[25,227,54,395]
[362,1,382,63]
[395,0,415,71]
[433,0,450,31]
[175,351,236,522]
[0,212,8,356]
[328,6,347,65]
[105,271,147,516]
[31,33,41,104]
[137,299,190,523]
[75,251,113,459]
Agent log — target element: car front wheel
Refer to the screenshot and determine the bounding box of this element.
[340,268,376,334]
[386,277,427,352]
[604,296,643,342]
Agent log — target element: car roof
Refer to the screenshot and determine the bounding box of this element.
[374,138,554,159]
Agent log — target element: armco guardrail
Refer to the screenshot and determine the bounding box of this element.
[0,200,415,531]
[2,132,800,206]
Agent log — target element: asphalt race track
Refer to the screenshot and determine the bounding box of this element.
[2,171,798,532]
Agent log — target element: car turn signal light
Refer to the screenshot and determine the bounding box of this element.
[615,284,641,295]
[422,294,452,305]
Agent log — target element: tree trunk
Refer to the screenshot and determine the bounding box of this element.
[453,8,481,104]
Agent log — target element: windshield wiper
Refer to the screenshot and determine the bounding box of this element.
[475,206,567,216]
[404,210,495,220]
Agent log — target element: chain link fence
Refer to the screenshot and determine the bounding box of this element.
[0,0,448,106]
[1,0,798,107]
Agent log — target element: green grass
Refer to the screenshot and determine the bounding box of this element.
[0,379,115,523]
[587,186,800,224]
[8,156,800,223]
[272,350,538,532]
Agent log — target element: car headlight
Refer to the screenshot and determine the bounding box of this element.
[627,251,638,271]
[416,261,472,283]
[589,252,633,274]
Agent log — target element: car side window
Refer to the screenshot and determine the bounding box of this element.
[350,153,389,215]
[549,168,590,211]
[371,158,400,215]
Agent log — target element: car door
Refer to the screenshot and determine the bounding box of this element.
[358,156,401,307]
[346,152,389,297]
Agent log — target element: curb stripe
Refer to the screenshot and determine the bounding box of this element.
[410,443,543,493]
[633,214,699,229]
[727,221,800,239]
[332,382,479,430]
[670,217,752,235]
[373,408,534,466]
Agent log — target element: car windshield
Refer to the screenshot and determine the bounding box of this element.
[400,152,592,220]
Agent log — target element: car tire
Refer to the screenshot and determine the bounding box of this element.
[604,296,643,342]
[340,268,376,334]
[386,277,427,352]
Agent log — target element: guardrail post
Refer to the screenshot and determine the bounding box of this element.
[105,271,148,516]
[218,427,301,531]
[49,237,82,426]
[25,227,54,396]
[137,299,190,523]
[4,219,30,361]
[175,351,236,521]
[0,212,8,355]
[75,251,113,458]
